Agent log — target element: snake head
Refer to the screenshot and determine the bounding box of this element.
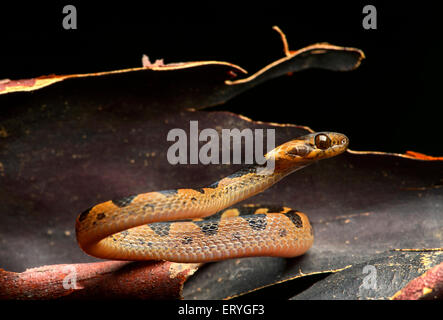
[267,132,349,166]
[288,132,349,160]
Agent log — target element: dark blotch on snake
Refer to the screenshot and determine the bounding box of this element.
[143,203,155,211]
[234,205,285,217]
[182,236,193,244]
[264,205,286,213]
[242,214,267,231]
[112,195,136,207]
[284,210,303,228]
[96,212,106,220]
[149,223,170,237]
[78,206,93,222]
[240,206,259,216]
[195,221,220,236]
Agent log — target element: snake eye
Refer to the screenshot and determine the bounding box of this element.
[314,134,331,150]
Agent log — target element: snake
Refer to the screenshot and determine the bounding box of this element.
[76,132,349,263]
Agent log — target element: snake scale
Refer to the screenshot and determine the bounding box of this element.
[76,132,349,262]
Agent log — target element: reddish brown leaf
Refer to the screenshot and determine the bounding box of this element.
[392,261,443,300]
[0,261,200,300]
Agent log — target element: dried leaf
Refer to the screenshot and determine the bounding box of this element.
[0,261,200,300]
[287,251,442,300]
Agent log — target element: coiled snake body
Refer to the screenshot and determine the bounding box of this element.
[76,132,349,262]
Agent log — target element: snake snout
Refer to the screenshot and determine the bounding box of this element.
[333,133,349,150]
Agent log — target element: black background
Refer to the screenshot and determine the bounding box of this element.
[0,2,440,155]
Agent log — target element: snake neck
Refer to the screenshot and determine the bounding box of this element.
[205,161,308,212]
